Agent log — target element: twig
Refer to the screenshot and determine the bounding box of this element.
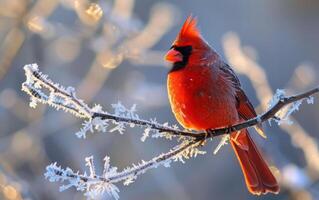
[45,140,203,199]
[97,86,318,140]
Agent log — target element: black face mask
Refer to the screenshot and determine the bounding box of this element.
[169,45,192,73]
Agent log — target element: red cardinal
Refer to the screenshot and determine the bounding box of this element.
[165,16,279,195]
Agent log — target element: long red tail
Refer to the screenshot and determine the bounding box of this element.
[230,130,280,195]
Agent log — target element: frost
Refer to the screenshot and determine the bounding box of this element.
[123,176,136,186]
[151,122,180,140]
[213,135,230,155]
[267,89,306,126]
[267,89,285,109]
[276,100,302,125]
[141,126,151,142]
[109,122,126,134]
[307,96,314,104]
[75,120,93,139]
[44,156,120,200]
[44,140,205,200]
[112,102,139,120]
[92,117,109,132]
[66,86,75,96]
[85,156,96,177]
[22,64,185,141]
[103,156,111,175]
[75,118,109,138]
[92,104,104,112]
[22,64,92,118]
[29,97,38,108]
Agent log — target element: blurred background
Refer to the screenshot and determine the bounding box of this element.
[0,0,319,199]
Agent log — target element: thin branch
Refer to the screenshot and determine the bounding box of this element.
[96,86,319,140]
[45,140,203,199]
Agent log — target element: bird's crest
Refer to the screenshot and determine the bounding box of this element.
[178,15,201,40]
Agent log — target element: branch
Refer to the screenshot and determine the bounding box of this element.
[45,140,204,199]
[22,63,319,140]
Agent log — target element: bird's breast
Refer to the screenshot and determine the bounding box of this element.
[167,67,238,131]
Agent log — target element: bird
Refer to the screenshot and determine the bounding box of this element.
[165,16,279,195]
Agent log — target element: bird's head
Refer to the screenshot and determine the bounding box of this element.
[165,15,213,72]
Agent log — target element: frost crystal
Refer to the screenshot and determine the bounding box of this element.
[123,176,136,186]
[29,97,38,108]
[141,126,151,142]
[112,102,139,120]
[276,100,302,125]
[45,157,120,200]
[267,89,285,109]
[307,96,314,104]
[267,89,307,126]
[213,135,230,155]
[109,122,126,134]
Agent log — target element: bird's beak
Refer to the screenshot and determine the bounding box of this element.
[165,49,183,63]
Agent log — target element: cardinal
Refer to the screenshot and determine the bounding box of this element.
[165,16,279,195]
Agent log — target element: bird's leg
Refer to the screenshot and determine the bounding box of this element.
[197,130,211,146]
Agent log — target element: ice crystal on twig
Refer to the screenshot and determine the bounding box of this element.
[213,135,230,155]
[45,157,120,200]
[141,126,151,142]
[22,64,92,118]
[307,96,314,104]
[268,89,315,126]
[109,121,126,134]
[112,102,139,120]
[267,89,286,110]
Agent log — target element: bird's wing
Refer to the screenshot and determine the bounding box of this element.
[220,63,266,138]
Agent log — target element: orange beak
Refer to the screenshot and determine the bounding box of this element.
[165,49,183,63]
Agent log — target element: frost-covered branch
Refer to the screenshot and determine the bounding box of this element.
[45,140,204,199]
[22,63,185,139]
[22,63,319,141]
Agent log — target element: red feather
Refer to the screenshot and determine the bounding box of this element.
[231,130,280,195]
[178,15,201,39]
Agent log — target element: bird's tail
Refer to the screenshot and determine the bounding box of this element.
[230,129,280,195]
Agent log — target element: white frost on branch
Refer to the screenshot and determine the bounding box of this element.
[267,89,286,110]
[44,140,205,199]
[75,117,109,139]
[151,122,179,140]
[307,96,314,104]
[22,64,92,118]
[22,64,182,139]
[213,135,230,155]
[112,102,139,121]
[267,89,314,126]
